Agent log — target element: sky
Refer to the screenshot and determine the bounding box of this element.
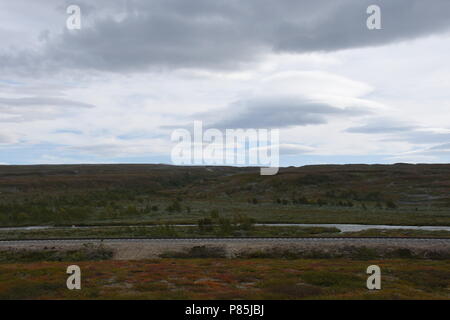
[1,0,450,166]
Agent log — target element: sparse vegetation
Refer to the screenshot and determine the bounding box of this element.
[235,245,450,260]
[160,246,227,258]
[0,244,113,263]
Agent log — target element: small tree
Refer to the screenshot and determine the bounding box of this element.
[210,209,220,220]
[218,217,232,235]
[198,218,213,232]
[385,200,398,209]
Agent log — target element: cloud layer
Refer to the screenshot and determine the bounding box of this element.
[0,1,450,165]
[198,96,369,129]
[2,0,450,75]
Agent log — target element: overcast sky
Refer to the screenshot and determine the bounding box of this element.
[1,0,450,166]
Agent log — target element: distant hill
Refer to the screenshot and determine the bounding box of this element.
[0,163,449,227]
[1,163,450,207]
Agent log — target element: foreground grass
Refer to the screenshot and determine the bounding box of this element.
[0,258,448,299]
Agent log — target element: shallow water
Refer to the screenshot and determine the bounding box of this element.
[257,223,450,233]
[1,223,450,233]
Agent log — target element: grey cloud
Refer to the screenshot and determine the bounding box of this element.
[65,142,153,157]
[194,96,369,129]
[346,119,418,134]
[398,143,450,159]
[430,143,450,151]
[2,0,450,74]
[346,118,450,145]
[0,82,68,96]
[279,144,315,155]
[398,131,450,145]
[0,97,94,109]
[0,133,14,144]
[0,96,95,122]
[67,144,123,156]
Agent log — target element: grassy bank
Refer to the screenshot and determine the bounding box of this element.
[1,202,449,228]
[1,225,450,240]
[0,225,339,239]
[340,228,450,238]
[0,258,448,299]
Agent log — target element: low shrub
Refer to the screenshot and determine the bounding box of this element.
[0,244,113,263]
[159,245,227,258]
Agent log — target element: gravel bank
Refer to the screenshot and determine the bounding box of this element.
[1,238,450,260]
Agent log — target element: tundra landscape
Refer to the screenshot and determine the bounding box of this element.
[0,164,449,299]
